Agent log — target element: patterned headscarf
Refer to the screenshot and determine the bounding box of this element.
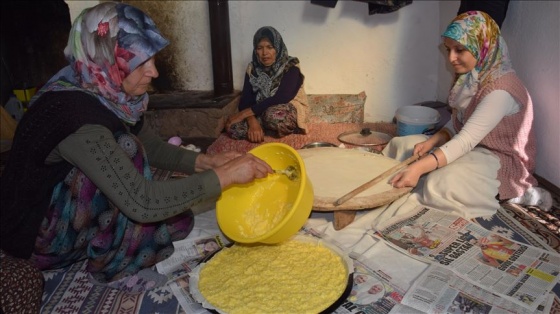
[30,2,169,124]
[442,11,514,110]
[248,26,299,104]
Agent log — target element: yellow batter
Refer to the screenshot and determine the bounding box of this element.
[198,238,348,314]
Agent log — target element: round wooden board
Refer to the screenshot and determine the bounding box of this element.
[298,147,412,211]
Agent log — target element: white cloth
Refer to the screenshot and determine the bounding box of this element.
[381,135,501,219]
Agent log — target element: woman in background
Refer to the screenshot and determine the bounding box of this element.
[225,26,309,143]
[383,11,551,218]
[0,2,273,306]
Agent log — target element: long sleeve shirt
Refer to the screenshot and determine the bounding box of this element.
[46,123,222,223]
[238,66,303,116]
[440,90,520,164]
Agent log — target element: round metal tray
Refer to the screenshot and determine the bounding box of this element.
[198,243,354,314]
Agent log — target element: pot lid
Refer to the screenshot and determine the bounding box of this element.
[337,128,392,147]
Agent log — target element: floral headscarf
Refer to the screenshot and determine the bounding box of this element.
[442,11,514,110]
[30,2,169,124]
[248,26,299,104]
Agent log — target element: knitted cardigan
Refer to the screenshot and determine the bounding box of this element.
[0,91,137,259]
[453,72,537,200]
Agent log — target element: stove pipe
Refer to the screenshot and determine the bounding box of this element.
[208,0,233,96]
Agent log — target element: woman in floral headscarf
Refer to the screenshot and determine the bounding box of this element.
[225,26,308,143]
[0,1,272,298]
[381,11,551,219]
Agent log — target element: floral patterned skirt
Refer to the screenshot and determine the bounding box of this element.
[227,103,300,140]
[30,133,194,283]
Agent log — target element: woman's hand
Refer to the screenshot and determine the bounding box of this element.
[413,138,436,157]
[413,129,451,156]
[195,151,242,172]
[213,153,273,188]
[389,163,424,188]
[225,112,243,130]
[247,116,264,143]
[390,149,446,188]
[225,108,254,130]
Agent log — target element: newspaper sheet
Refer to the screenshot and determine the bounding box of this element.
[156,234,225,282]
[332,252,421,314]
[155,234,225,314]
[168,273,208,314]
[401,263,554,314]
[374,206,560,312]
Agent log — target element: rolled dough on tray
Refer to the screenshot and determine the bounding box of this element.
[298,147,412,211]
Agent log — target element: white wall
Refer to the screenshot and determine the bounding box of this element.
[499,1,560,188]
[436,2,460,100]
[66,0,559,187]
[229,1,440,123]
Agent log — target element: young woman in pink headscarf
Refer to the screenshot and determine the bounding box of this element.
[382,11,551,218]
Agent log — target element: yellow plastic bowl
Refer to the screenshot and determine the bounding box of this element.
[216,143,314,244]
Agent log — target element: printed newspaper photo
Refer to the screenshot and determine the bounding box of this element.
[375,207,560,312]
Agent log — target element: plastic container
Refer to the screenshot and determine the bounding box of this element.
[13,86,36,105]
[395,105,441,136]
[216,143,314,244]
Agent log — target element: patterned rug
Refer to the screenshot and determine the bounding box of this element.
[40,202,560,314]
[474,205,560,254]
[502,203,560,251]
[500,174,560,254]
[514,178,559,229]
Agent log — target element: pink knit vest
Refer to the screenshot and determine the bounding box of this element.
[453,72,537,199]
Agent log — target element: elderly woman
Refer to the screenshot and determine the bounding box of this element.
[0,2,272,302]
[383,11,551,218]
[225,26,309,143]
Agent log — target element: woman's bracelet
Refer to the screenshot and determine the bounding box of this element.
[430,152,440,169]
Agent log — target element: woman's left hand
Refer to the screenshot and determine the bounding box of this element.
[195,151,242,172]
[389,164,423,188]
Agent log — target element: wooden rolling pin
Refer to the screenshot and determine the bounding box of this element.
[333,154,421,207]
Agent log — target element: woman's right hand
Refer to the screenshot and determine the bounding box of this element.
[213,153,273,189]
[247,117,264,143]
[225,112,244,130]
[389,165,424,188]
[225,108,255,130]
